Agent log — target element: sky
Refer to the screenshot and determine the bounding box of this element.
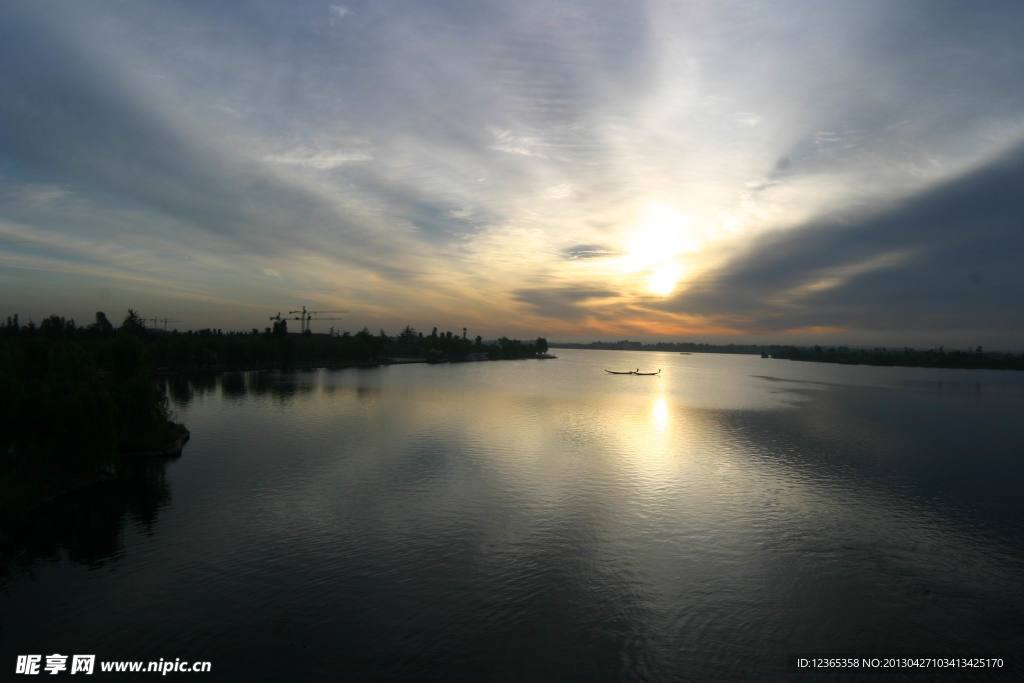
[2,0,1023,347]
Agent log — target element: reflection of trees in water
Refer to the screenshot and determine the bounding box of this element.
[315,368,385,401]
[356,385,379,401]
[249,371,315,404]
[165,374,224,408]
[170,370,347,406]
[318,367,382,400]
[190,373,217,397]
[220,371,247,400]
[166,376,194,407]
[1,458,172,580]
[250,370,277,398]
[118,460,171,532]
[353,368,382,402]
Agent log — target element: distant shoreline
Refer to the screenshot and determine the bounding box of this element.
[550,343,1024,372]
[153,354,554,376]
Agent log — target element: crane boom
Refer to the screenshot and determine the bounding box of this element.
[282,305,350,332]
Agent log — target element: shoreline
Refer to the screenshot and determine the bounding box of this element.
[122,422,191,458]
[1,422,190,542]
[155,354,554,376]
[549,345,1024,372]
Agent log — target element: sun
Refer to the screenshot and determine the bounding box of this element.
[622,203,690,296]
[648,264,683,296]
[624,205,684,269]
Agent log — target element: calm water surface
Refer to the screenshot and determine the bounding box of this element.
[3,350,1024,679]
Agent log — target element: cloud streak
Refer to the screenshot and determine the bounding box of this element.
[1,0,1023,343]
[661,142,1024,344]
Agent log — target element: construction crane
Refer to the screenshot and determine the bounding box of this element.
[144,317,181,331]
[286,306,349,333]
[269,312,303,325]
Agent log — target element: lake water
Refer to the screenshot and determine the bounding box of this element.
[3,350,1024,679]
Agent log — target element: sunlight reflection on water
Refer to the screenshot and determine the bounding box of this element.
[4,350,1024,679]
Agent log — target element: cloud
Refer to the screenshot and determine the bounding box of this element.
[0,184,73,207]
[4,37,289,253]
[0,4,421,278]
[661,141,1024,344]
[3,0,1024,341]
[515,287,619,321]
[543,184,575,200]
[736,112,761,127]
[489,128,547,158]
[562,244,619,260]
[263,149,373,170]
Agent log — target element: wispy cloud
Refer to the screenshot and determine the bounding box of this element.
[562,244,619,261]
[2,0,1023,343]
[489,128,548,158]
[264,149,373,170]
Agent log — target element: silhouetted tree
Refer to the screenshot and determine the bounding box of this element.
[40,315,71,339]
[92,311,114,336]
[2,314,19,336]
[117,309,145,337]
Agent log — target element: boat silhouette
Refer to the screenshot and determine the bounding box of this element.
[605,369,661,376]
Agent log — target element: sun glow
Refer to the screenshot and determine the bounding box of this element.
[622,204,691,296]
[648,264,683,296]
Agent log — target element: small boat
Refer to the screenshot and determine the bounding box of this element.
[605,369,661,375]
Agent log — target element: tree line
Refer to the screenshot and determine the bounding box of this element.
[152,318,547,369]
[1,311,174,467]
[1,311,175,525]
[549,338,1024,370]
[551,340,775,354]
[2,312,549,371]
[769,345,1024,370]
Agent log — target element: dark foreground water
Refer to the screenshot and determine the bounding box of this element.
[3,350,1024,680]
